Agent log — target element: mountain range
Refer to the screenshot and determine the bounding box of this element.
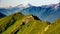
[0,2,60,22]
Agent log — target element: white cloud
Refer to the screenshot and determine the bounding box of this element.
[0,0,60,7]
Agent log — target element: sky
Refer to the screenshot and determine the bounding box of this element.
[0,0,60,8]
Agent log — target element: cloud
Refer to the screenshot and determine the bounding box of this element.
[0,0,60,7]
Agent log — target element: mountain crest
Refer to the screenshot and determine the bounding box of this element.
[16,3,32,8]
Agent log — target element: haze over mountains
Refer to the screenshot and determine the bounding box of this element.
[0,2,60,22]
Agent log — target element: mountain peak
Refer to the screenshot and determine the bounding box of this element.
[54,2,60,9]
[16,3,32,8]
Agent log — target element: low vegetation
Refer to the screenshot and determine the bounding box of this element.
[0,13,60,34]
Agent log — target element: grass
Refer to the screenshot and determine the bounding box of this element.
[0,13,60,34]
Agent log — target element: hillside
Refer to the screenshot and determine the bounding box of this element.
[0,13,60,34]
[45,19,60,34]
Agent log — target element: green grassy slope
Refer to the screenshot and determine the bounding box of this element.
[45,19,60,34]
[0,13,60,34]
[0,13,24,33]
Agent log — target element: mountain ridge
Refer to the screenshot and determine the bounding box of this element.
[0,12,60,34]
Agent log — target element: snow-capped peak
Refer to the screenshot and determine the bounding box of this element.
[22,3,32,8]
[16,3,32,8]
[54,2,60,9]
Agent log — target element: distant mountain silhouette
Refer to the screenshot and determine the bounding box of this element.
[0,12,6,18]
